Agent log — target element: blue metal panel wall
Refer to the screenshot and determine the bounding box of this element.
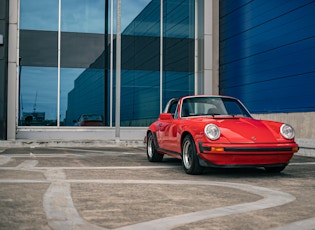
[219,0,315,113]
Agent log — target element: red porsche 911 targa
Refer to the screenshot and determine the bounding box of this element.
[146,95,299,174]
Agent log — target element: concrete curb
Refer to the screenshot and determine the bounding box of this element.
[295,138,315,158]
[0,138,314,157]
[0,139,146,148]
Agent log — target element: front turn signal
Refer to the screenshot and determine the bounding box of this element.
[292,146,299,152]
[211,147,225,152]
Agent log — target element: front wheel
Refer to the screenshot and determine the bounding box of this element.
[182,135,203,175]
[146,132,164,162]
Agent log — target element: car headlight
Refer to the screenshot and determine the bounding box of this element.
[280,124,295,139]
[204,124,220,140]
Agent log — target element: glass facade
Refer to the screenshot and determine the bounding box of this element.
[19,0,195,127]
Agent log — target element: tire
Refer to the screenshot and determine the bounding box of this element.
[146,132,164,162]
[182,135,203,175]
[264,165,286,173]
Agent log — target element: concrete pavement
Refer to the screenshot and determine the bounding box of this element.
[0,146,315,229]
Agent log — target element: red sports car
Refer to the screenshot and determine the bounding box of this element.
[146,95,299,174]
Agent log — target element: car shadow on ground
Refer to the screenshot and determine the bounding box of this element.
[202,167,291,178]
[159,157,293,178]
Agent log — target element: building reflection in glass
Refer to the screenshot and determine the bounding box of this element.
[18,0,195,127]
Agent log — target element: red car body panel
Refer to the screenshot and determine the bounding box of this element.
[147,95,298,169]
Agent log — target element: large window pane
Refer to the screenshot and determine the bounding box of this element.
[19,67,57,126]
[19,1,58,126]
[121,0,160,127]
[162,0,195,107]
[61,0,106,126]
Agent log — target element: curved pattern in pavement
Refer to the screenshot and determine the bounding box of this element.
[44,175,296,230]
[1,156,314,229]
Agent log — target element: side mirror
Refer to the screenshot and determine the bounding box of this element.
[159,113,173,120]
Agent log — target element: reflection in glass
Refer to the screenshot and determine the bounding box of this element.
[61,68,105,126]
[60,33,105,69]
[19,0,59,126]
[163,0,195,39]
[61,0,105,33]
[19,67,57,126]
[120,0,160,127]
[60,68,84,126]
[162,0,195,108]
[73,114,104,126]
[18,0,196,128]
[163,72,194,106]
[20,0,58,31]
[60,0,106,126]
[121,70,160,126]
[121,0,153,32]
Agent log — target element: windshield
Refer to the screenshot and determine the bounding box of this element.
[181,97,252,118]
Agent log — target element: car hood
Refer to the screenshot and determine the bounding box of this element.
[188,116,283,143]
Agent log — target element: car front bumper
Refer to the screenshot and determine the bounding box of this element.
[197,142,299,167]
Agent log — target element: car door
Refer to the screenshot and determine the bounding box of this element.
[163,118,180,153]
[156,114,173,150]
[157,99,179,151]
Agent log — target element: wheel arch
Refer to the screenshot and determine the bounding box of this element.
[146,130,157,146]
[181,131,193,152]
[146,129,152,137]
[180,131,202,155]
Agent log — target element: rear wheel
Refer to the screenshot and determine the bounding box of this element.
[146,132,164,162]
[182,135,203,175]
[264,165,286,173]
